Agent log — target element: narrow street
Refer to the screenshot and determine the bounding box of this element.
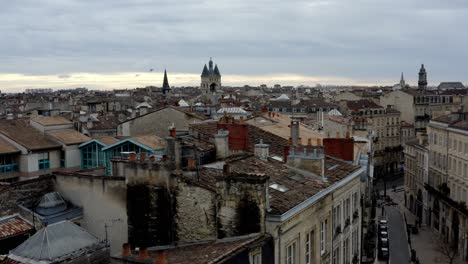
[386,205,410,264]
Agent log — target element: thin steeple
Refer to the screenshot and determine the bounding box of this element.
[162,69,171,94]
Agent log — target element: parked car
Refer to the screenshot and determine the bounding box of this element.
[379,219,388,225]
[379,237,389,248]
[378,247,389,260]
[379,224,388,232]
[379,231,388,239]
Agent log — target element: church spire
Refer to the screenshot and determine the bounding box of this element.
[162,69,171,94]
[418,64,427,90]
[400,72,405,88]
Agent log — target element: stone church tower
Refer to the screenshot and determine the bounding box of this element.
[201,58,221,94]
[418,64,427,90]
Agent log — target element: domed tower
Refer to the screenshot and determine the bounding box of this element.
[201,58,222,94]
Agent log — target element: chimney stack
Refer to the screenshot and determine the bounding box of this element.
[122,243,131,257]
[254,139,270,160]
[215,130,230,159]
[290,120,300,146]
[155,250,167,264]
[138,247,149,261]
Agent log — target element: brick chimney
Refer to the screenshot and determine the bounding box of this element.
[122,243,131,257]
[215,130,230,159]
[254,139,269,160]
[155,250,167,264]
[138,247,149,261]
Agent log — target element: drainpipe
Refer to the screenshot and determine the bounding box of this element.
[277,225,282,263]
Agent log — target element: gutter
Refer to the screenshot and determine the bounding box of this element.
[267,166,365,222]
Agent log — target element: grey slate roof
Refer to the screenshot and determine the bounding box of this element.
[201,64,210,77]
[214,64,221,76]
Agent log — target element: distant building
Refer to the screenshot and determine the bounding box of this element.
[162,69,171,95]
[201,58,221,94]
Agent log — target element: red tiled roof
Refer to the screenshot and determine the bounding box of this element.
[0,215,34,240]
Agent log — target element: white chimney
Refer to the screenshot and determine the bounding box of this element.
[215,130,229,159]
[254,139,269,160]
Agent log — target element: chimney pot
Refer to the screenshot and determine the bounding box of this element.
[129,152,136,161]
[336,132,340,138]
[122,243,131,257]
[138,247,149,261]
[307,138,312,146]
[298,137,302,145]
[169,127,177,137]
[316,138,321,146]
[155,250,167,264]
[140,152,146,161]
[346,131,350,139]
[188,158,197,170]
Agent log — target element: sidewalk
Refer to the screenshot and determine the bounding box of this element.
[386,190,448,264]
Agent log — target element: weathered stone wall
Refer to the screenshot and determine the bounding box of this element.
[175,181,217,242]
[0,176,54,217]
[217,176,267,238]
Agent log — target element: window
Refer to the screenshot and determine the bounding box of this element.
[305,232,311,264]
[38,152,50,170]
[352,230,359,255]
[320,220,327,255]
[344,238,350,264]
[0,154,18,174]
[60,150,65,168]
[333,246,340,264]
[333,204,341,234]
[352,192,358,213]
[345,198,351,225]
[286,241,296,264]
[250,249,262,264]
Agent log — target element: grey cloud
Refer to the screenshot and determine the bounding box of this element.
[0,0,467,84]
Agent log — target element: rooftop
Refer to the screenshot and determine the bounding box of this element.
[0,120,62,151]
[132,134,166,150]
[0,214,34,241]
[345,99,383,112]
[31,116,72,126]
[247,113,323,142]
[47,129,91,145]
[0,137,20,155]
[9,220,104,263]
[199,154,361,215]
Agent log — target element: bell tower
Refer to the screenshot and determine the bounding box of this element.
[201,58,222,94]
[418,64,427,90]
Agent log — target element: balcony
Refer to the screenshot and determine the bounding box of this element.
[425,183,468,217]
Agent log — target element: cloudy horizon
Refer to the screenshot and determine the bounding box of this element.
[1,0,467,91]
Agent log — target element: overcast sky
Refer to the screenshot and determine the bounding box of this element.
[1,0,467,91]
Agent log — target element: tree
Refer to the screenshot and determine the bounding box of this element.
[434,234,460,264]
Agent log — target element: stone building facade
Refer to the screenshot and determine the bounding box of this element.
[201,58,221,94]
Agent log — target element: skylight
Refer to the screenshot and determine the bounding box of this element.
[269,183,289,192]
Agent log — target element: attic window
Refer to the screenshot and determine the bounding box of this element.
[269,183,289,192]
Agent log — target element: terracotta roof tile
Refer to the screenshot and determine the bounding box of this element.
[0,215,33,240]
